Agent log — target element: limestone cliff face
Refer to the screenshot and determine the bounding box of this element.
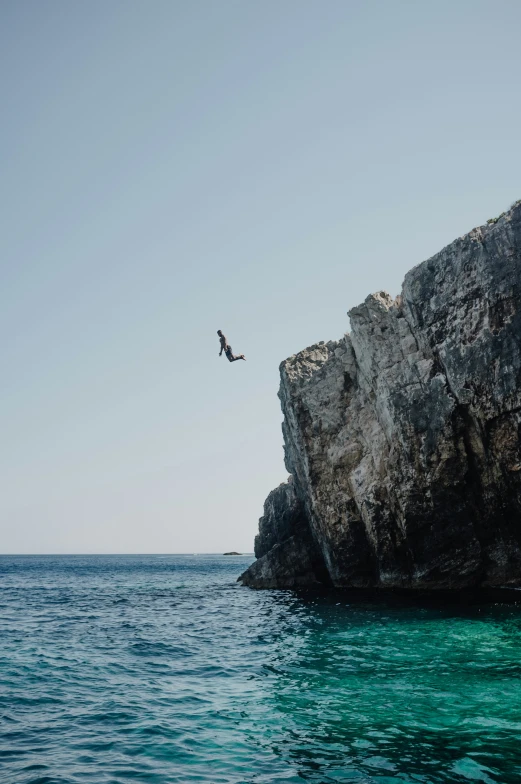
[240,201,521,590]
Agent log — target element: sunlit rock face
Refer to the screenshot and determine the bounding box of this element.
[239,201,521,590]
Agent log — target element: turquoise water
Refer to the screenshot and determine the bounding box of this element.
[1,556,521,783]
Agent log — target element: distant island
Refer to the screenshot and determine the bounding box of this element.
[223,551,242,556]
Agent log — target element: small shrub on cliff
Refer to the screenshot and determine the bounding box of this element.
[487,211,506,225]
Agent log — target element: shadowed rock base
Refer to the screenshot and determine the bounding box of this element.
[238,477,330,588]
[239,536,323,589]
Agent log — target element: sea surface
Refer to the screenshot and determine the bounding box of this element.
[1,555,521,784]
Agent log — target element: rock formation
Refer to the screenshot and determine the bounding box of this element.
[240,201,521,591]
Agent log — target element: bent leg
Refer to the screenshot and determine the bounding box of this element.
[225,346,245,362]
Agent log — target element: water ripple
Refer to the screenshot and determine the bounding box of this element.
[1,555,521,783]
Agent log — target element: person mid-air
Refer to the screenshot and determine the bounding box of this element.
[217,330,246,362]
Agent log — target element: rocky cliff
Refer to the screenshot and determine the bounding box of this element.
[240,201,521,591]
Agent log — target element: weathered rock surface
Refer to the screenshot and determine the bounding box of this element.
[239,201,521,591]
[242,478,329,588]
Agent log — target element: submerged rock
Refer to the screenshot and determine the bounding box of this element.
[239,201,521,591]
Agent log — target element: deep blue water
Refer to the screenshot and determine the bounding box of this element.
[1,555,521,783]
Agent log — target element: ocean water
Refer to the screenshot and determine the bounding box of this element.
[1,556,521,784]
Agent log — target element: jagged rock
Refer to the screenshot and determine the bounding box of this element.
[239,478,328,587]
[254,478,303,558]
[239,201,521,591]
[240,535,324,589]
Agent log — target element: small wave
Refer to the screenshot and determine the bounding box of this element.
[1,555,521,784]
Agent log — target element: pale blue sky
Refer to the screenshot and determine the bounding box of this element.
[1,0,520,553]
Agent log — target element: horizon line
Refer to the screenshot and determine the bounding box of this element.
[0,552,255,556]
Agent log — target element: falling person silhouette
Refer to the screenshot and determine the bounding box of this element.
[217,330,246,362]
